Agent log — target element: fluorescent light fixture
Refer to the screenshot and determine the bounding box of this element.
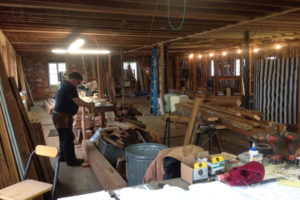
[52,49,67,54]
[222,51,227,56]
[237,49,242,54]
[52,38,110,55]
[198,54,202,59]
[68,38,84,52]
[68,49,110,54]
[189,53,194,59]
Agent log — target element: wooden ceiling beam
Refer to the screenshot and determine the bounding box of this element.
[124,7,300,53]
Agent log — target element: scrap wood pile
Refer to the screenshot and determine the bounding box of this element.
[175,96,285,140]
[100,121,160,149]
[115,103,142,120]
[43,98,55,114]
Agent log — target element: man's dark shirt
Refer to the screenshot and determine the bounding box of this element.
[54,80,79,116]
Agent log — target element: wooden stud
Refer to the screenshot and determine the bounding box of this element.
[158,44,165,110]
[175,55,180,90]
[183,98,203,145]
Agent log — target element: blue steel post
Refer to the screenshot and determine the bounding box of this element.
[150,47,159,116]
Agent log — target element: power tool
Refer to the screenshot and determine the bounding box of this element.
[266,134,283,164]
[280,131,300,163]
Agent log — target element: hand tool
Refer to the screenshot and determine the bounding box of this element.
[280,131,300,163]
[266,134,283,164]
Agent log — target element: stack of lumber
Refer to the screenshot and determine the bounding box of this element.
[43,98,55,114]
[176,97,283,141]
[102,121,160,149]
[0,54,54,198]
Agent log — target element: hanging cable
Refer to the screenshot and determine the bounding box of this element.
[167,0,187,31]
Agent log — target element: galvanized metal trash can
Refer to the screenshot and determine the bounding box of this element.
[125,143,167,186]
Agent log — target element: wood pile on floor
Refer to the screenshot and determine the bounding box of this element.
[100,121,160,149]
[176,97,286,141]
[43,98,55,114]
[0,55,54,199]
[116,103,142,120]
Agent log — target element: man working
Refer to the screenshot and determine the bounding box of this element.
[52,72,94,166]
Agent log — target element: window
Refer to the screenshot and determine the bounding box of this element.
[123,61,138,80]
[235,59,240,76]
[210,60,214,76]
[48,62,66,85]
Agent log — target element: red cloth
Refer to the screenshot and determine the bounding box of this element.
[224,161,265,186]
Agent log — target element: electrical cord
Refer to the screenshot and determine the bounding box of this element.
[167,0,187,31]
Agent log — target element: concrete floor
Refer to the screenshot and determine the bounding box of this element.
[29,102,102,198]
[29,96,283,198]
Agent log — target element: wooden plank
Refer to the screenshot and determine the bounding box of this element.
[25,77,34,107]
[175,55,180,90]
[81,106,87,139]
[158,44,164,110]
[183,98,203,145]
[0,139,13,187]
[0,103,20,184]
[8,77,45,182]
[192,56,197,92]
[0,55,38,181]
[97,55,104,99]
[82,140,127,190]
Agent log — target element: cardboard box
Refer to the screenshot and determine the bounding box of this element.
[181,162,208,184]
[181,162,194,184]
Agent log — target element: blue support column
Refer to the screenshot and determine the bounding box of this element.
[150,47,159,116]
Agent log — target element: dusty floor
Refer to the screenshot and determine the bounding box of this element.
[29,102,102,198]
[29,96,285,198]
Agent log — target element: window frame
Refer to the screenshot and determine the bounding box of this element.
[48,62,66,86]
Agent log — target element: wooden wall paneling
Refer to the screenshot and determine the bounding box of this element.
[176,55,180,90]
[0,55,39,181]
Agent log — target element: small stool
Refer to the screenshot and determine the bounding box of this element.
[196,126,222,153]
[162,114,182,147]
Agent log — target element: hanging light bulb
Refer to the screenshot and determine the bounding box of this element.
[237,49,242,54]
[275,44,281,49]
[198,54,202,59]
[253,48,259,53]
[222,51,227,56]
[209,53,214,57]
[189,53,194,59]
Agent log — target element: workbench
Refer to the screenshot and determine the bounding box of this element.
[81,104,115,139]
